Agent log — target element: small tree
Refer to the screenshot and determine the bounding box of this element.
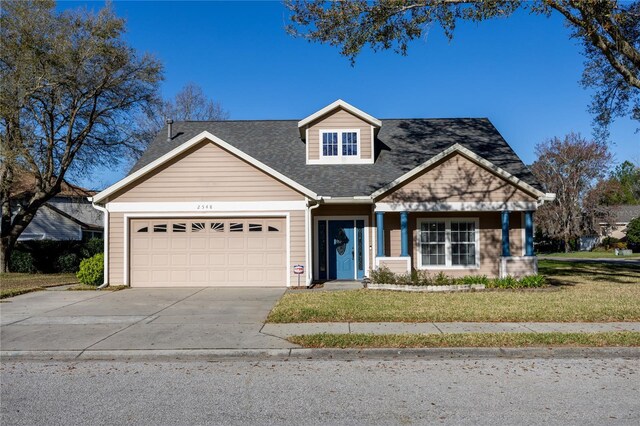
[531,133,612,252]
[0,1,162,272]
[626,216,640,251]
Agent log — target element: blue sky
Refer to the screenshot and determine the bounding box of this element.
[58,1,639,190]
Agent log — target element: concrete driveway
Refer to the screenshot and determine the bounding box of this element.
[0,287,295,352]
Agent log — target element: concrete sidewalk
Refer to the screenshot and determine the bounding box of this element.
[262,321,640,338]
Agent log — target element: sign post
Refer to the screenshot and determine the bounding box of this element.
[293,264,304,288]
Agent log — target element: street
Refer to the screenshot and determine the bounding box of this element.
[2,356,638,425]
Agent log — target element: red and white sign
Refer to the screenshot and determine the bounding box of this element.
[293,265,304,275]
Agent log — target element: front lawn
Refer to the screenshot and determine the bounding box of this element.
[542,251,640,259]
[0,273,78,299]
[289,332,640,348]
[267,260,640,323]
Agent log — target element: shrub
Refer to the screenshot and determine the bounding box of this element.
[370,266,396,284]
[614,242,628,250]
[490,275,519,289]
[81,238,104,258]
[76,253,104,286]
[434,271,453,286]
[518,274,546,288]
[456,275,490,285]
[9,251,36,273]
[56,253,80,273]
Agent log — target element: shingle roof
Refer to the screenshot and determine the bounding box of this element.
[130,118,541,197]
[612,205,640,223]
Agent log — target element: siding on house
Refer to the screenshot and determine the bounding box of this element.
[408,212,504,277]
[380,153,537,204]
[109,212,125,284]
[307,108,373,161]
[106,140,307,286]
[109,140,305,203]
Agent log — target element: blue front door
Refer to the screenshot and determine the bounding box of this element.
[328,220,354,280]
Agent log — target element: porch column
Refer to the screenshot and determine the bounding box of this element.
[376,211,385,257]
[501,210,511,257]
[400,211,409,257]
[525,211,534,256]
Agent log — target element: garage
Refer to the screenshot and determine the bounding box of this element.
[129,217,287,287]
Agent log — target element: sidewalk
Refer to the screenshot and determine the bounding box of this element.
[261,322,640,338]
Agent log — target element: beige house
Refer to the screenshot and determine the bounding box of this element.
[90,100,554,287]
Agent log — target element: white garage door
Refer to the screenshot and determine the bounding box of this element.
[130,218,286,287]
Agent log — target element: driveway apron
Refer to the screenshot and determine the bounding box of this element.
[0,287,295,351]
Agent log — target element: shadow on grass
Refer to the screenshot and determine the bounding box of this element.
[539,260,640,284]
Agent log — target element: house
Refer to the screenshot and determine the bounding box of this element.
[9,172,103,241]
[600,205,640,240]
[90,100,554,287]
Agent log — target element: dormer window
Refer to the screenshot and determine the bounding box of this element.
[320,129,360,160]
[299,100,380,165]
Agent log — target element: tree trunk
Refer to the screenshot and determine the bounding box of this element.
[564,237,570,253]
[0,236,16,273]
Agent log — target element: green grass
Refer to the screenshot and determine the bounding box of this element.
[268,260,640,323]
[543,251,640,259]
[0,273,78,299]
[289,332,640,348]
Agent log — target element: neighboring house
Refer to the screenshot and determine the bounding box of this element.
[9,172,104,241]
[599,205,640,240]
[90,100,554,288]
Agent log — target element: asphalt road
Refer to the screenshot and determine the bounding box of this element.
[2,356,639,425]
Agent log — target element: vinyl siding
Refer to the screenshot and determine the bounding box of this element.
[289,210,305,285]
[380,153,537,203]
[108,212,125,284]
[109,140,305,203]
[409,212,503,277]
[307,108,373,161]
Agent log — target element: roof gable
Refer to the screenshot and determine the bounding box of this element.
[298,99,382,136]
[120,117,544,200]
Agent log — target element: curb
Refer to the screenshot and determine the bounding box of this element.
[2,347,639,362]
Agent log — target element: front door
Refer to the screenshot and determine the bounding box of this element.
[328,220,354,280]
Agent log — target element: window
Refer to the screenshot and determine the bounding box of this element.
[172,223,186,233]
[342,132,358,156]
[230,222,243,232]
[153,224,167,233]
[191,222,206,232]
[418,218,479,269]
[322,132,338,156]
[268,226,280,232]
[319,129,360,160]
[248,223,262,232]
[210,222,224,232]
[136,227,148,233]
[451,221,476,266]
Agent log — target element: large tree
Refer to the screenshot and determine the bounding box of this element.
[0,1,162,272]
[286,0,640,131]
[134,83,229,157]
[531,133,612,251]
[602,160,640,204]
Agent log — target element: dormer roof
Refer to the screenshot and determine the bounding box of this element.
[297,99,382,138]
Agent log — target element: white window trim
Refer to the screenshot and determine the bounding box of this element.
[416,217,480,270]
[317,129,362,164]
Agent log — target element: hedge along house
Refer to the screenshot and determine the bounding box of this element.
[90,100,555,288]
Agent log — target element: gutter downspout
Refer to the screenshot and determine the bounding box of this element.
[89,197,109,289]
[306,198,321,287]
